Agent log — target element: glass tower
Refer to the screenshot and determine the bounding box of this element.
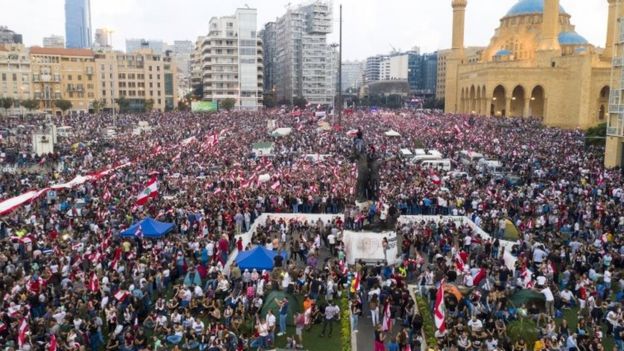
[65,0,92,49]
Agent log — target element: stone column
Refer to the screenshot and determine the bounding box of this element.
[505,98,512,117]
[523,98,531,118]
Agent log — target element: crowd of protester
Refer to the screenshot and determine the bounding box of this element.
[0,108,622,351]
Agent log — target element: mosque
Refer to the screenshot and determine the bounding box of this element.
[444,0,615,129]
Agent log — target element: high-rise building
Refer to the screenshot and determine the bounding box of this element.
[94,49,178,112]
[29,47,97,113]
[190,36,205,97]
[341,61,364,93]
[0,26,23,45]
[272,1,336,105]
[260,21,277,94]
[407,52,438,96]
[43,35,65,48]
[170,40,194,96]
[365,55,389,82]
[126,39,166,55]
[94,28,113,50]
[198,8,264,110]
[0,44,31,114]
[65,0,92,49]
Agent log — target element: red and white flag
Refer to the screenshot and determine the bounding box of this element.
[136,178,158,205]
[434,280,446,333]
[430,174,441,185]
[18,318,29,348]
[102,187,112,202]
[270,180,281,190]
[49,334,57,351]
[350,272,361,293]
[114,290,130,301]
[89,272,100,292]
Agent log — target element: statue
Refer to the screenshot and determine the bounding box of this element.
[351,129,380,203]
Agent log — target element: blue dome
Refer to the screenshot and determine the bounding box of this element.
[558,31,588,45]
[506,0,566,17]
[495,49,512,56]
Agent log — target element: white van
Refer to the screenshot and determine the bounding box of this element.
[421,159,452,171]
[478,159,503,174]
[459,150,484,166]
[411,150,444,164]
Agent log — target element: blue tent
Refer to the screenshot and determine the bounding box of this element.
[235,246,286,271]
[120,217,175,238]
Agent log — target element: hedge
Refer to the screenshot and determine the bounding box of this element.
[341,295,352,351]
[414,294,438,349]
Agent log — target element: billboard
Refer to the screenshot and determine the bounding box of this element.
[191,101,218,112]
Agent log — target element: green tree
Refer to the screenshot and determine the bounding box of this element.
[144,99,155,112]
[20,99,40,113]
[219,98,236,111]
[54,99,73,115]
[1,97,15,115]
[585,123,607,147]
[293,96,307,109]
[263,93,276,108]
[91,99,106,113]
[115,96,130,113]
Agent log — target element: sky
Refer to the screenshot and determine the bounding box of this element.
[1,0,609,61]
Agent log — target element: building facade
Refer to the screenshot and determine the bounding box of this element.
[341,60,364,93]
[126,39,166,55]
[65,0,92,49]
[170,40,194,97]
[260,22,277,94]
[43,35,65,49]
[436,47,482,100]
[0,44,31,114]
[94,49,177,112]
[445,0,610,130]
[93,29,112,50]
[190,36,205,97]
[0,27,23,45]
[273,1,336,105]
[29,47,96,113]
[198,8,264,110]
[606,0,624,167]
[365,55,389,82]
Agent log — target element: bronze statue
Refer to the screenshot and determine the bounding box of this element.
[351,129,380,203]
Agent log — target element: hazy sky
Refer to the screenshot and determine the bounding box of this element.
[1,0,609,60]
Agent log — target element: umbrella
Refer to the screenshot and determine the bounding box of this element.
[504,218,521,241]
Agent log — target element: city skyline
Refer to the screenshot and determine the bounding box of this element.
[1,0,609,60]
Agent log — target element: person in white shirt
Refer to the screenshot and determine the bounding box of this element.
[539,285,555,317]
[265,310,277,342]
[559,289,576,308]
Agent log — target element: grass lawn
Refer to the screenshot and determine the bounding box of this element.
[273,323,342,351]
[561,307,614,350]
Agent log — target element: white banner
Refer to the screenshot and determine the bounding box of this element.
[343,231,399,266]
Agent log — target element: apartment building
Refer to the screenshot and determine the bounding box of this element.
[0,44,31,114]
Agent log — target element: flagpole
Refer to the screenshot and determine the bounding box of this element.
[338,4,343,126]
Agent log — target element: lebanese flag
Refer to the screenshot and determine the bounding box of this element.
[89,272,100,292]
[114,290,130,301]
[49,334,57,351]
[431,174,441,185]
[102,187,112,202]
[136,178,158,205]
[454,252,466,272]
[271,180,281,190]
[473,267,487,286]
[434,280,446,333]
[18,319,28,348]
[382,302,392,331]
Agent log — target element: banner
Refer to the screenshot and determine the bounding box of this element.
[191,101,218,112]
[343,231,399,265]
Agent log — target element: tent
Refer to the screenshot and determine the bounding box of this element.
[503,218,521,241]
[385,130,401,137]
[270,128,292,137]
[235,246,285,271]
[120,218,175,238]
[509,290,545,309]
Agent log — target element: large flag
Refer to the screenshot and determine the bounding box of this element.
[270,180,281,190]
[136,178,158,205]
[18,319,28,348]
[434,280,446,333]
[350,272,361,293]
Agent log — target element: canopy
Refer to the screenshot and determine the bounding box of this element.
[385,130,401,137]
[235,246,285,271]
[120,217,175,238]
[271,128,292,137]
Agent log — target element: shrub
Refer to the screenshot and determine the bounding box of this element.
[414,294,437,349]
[340,295,351,351]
